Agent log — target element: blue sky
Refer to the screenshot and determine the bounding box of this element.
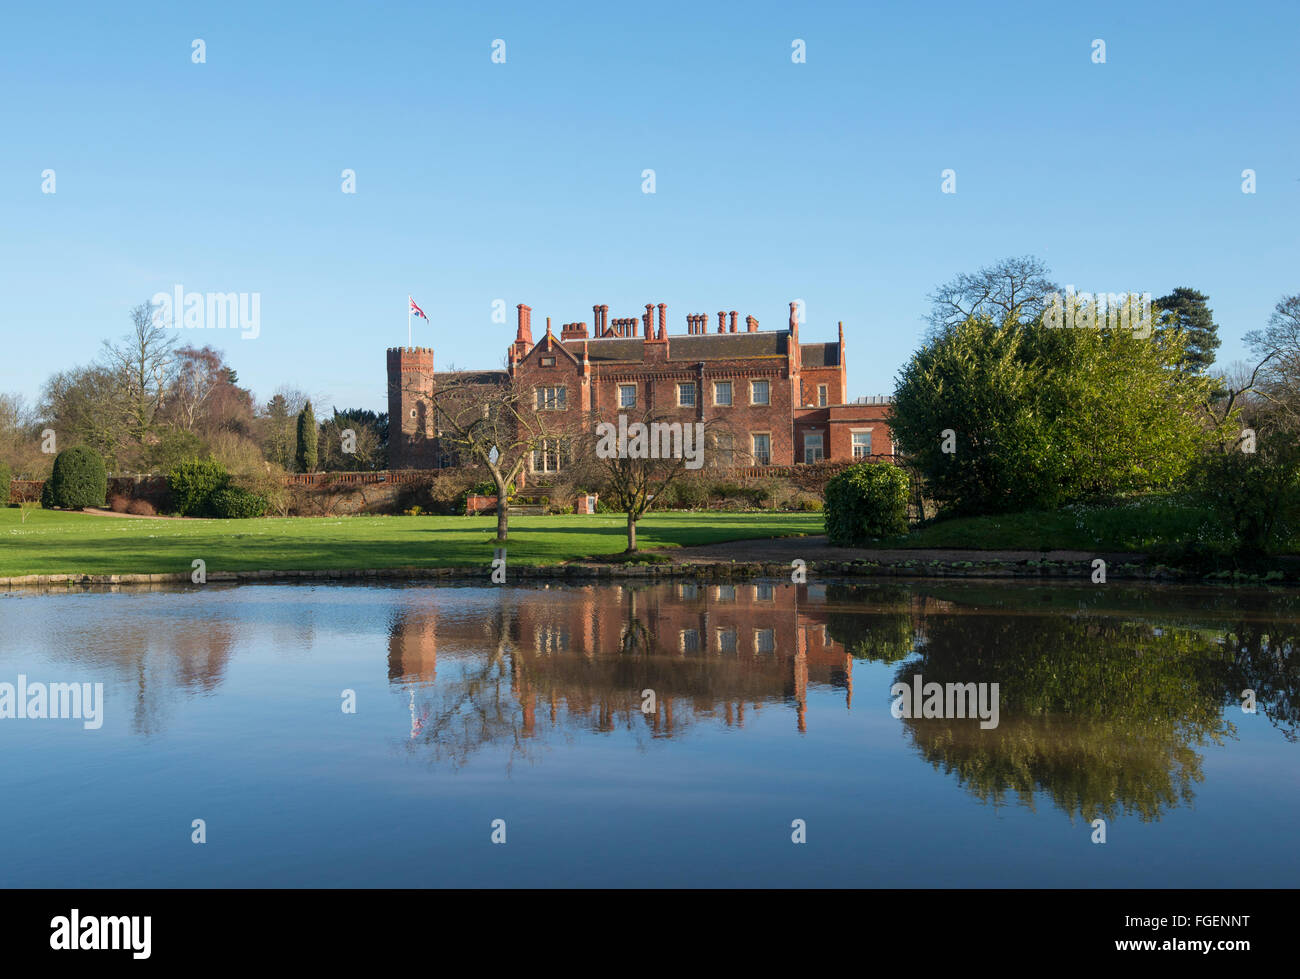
[2,0,1296,413]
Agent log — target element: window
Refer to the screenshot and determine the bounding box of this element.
[716,629,738,654]
[713,381,732,406]
[715,584,736,602]
[751,433,771,466]
[619,384,637,408]
[754,629,776,654]
[711,432,734,467]
[677,382,695,407]
[852,431,872,459]
[540,356,556,367]
[680,629,700,653]
[818,384,828,407]
[804,433,824,464]
[532,437,567,473]
[535,386,567,410]
[755,583,774,602]
[679,582,700,600]
[750,380,770,405]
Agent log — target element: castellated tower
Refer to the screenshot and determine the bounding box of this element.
[386,346,435,469]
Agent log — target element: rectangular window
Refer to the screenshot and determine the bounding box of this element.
[818,384,828,407]
[540,356,556,367]
[535,386,567,410]
[755,583,774,601]
[677,382,695,407]
[716,629,738,654]
[852,431,872,459]
[532,437,567,473]
[679,582,700,600]
[715,584,736,602]
[804,433,824,464]
[754,629,776,654]
[680,629,700,653]
[713,381,732,406]
[619,384,636,409]
[752,433,771,466]
[711,433,734,467]
[750,380,770,405]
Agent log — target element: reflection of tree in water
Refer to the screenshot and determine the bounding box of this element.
[823,582,1300,822]
[393,584,837,768]
[1221,620,1299,742]
[48,611,236,736]
[897,614,1238,822]
[824,585,917,663]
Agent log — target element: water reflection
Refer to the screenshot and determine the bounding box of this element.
[386,581,1299,819]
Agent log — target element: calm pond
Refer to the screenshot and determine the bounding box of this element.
[1,579,1296,888]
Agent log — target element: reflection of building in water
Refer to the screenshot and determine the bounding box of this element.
[386,582,854,740]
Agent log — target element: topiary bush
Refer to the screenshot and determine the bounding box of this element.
[208,486,268,519]
[48,446,108,510]
[824,461,910,546]
[167,458,230,516]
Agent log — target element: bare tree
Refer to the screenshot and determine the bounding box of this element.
[421,371,576,542]
[567,406,720,553]
[926,255,1060,336]
[101,300,176,445]
[1245,293,1300,424]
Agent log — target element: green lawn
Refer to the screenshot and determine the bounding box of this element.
[0,509,822,577]
[882,496,1252,554]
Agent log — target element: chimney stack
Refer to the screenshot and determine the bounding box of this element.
[729,310,738,333]
[516,304,533,345]
[644,304,654,339]
[746,315,758,333]
[718,311,726,333]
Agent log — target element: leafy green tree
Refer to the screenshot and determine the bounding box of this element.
[295,401,318,473]
[1154,287,1221,373]
[262,394,294,470]
[892,315,1216,513]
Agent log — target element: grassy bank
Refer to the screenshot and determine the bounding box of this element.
[884,496,1298,556]
[0,509,821,577]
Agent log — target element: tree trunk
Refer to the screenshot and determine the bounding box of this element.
[626,512,637,552]
[494,471,510,542]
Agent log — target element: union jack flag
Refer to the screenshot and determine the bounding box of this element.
[409,296,428,320]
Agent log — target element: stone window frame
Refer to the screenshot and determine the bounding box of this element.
[618,384,637,409]
[534,385,567,410]
[750,379,771,406]
[751,431,772,466]
[851,429,873,458]
[803,431,824,464]
[753,628,776,655]
[677,382,696,407]
[712,380,733,407]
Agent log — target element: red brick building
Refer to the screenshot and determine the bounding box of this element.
[387,300,893,471]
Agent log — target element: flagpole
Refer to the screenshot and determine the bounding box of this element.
[407,295,412,348]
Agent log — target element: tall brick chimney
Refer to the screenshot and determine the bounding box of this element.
[729,310,738,333]
[514,304,533,359]
[746,315,758,333]
[657,303,667,340]
[789,301,800,342]
[644,304,654,339]
[717,311,726,333]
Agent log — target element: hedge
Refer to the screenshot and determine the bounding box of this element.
[823,461,909,546]
[47,446,108,510]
